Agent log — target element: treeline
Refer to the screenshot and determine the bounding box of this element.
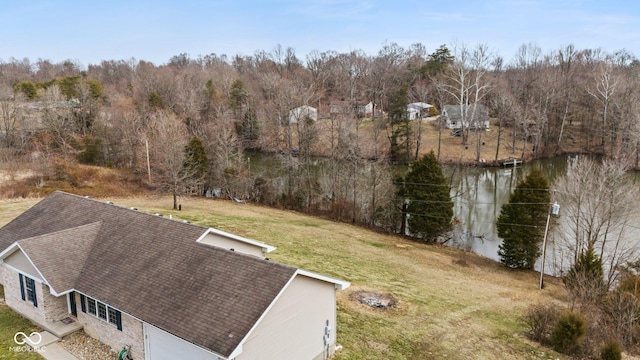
[0,42,639,231]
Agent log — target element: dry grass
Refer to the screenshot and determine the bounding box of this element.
[0,162,152,200]
[313,116,535,165]
[0,195,571,359]
[314,116,586,165]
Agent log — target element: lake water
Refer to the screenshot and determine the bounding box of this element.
[446,155,640,275]
[444,157,566,262]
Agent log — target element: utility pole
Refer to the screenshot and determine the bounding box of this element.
[145,138,151,183]
[539,190,559,289]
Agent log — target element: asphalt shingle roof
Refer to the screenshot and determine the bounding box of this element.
[0,191,297,358]
[443,104,489,121]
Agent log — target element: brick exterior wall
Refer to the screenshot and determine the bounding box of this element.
[75,292,144,360]
[1,265,144,360]
[0,265,46,325]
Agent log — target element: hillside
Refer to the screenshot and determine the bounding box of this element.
[0,195,571,359]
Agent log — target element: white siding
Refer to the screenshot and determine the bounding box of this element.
[289,106,318,124]
[237,275,337,360]
[4,249,42,281]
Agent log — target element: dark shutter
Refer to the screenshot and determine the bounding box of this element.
[19,273,25,301]
[116,310,122,331]
[29,278,37,307]
[69,292,77,316]
[80,294,86,313]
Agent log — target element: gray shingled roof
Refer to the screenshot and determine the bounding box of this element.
[0,191,297,358]
[443,104,489,121]
[17,222,101,293]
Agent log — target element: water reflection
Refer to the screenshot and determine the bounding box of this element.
[447,164,526,261]
[446,154,640,276]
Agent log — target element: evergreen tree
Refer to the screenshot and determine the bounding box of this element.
[388,84,412,163]
[563,243,606,303]
[235,108,260,145]
[497,167,550,269]
[229,79,248,112]
[419,44,454,77]
[148,92,163,109]
[183,136,209,185]
[397,151,453,241]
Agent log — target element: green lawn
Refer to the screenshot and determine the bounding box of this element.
[113,196,570,360]
[0,196,570,359]
[0,286,43,360]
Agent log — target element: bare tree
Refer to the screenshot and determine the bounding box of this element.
[587,61,619,154]
[145,111,198,209]
[555,157,640,288]
[0,85,29,152]
[39,85,78,160]
[507,43,544,157]
[436,42,493,155]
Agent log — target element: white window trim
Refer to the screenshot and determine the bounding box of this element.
[24,276,36,305]
[84,295,120,328]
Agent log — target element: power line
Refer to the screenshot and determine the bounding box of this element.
[398,210,545,229]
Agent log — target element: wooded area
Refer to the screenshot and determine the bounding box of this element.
[0,42,639,230]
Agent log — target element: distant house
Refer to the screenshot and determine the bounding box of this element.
[288,105,318,124]
[406,102,434,120]
[0,191,349,360]
[442,104,490,130]
[329,101,376,118]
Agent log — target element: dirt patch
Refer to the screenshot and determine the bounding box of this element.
[351,290,397,310]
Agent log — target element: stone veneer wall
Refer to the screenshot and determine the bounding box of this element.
[74,292,144,360]
[0,265,46,325]
[42,286,68,322]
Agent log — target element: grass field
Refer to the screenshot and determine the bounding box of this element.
[0,195,572,359]
[0,284,43,359]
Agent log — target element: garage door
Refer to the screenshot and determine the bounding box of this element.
[144,323,221,360]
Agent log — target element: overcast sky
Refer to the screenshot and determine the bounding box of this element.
[2,0,639,67]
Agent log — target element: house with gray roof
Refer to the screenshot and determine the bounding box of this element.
[442,104,490,130]
[0,191,349,360]
[406,102,434,120]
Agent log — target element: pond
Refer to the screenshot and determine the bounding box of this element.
[446,155,640,275]
[444,157,568,262]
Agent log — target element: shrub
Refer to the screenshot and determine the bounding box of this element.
[600,340,622,360]
[522,303,562,344]
[551,311,586,354]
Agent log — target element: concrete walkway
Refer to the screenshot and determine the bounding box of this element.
[28,331,79,360]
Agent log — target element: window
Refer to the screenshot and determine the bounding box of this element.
[19,274,37,307]
[25,278,35,303]
[79,295,122,331]
[108,308,118,326]
[97,302,107,320]
[87,298,97,315]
